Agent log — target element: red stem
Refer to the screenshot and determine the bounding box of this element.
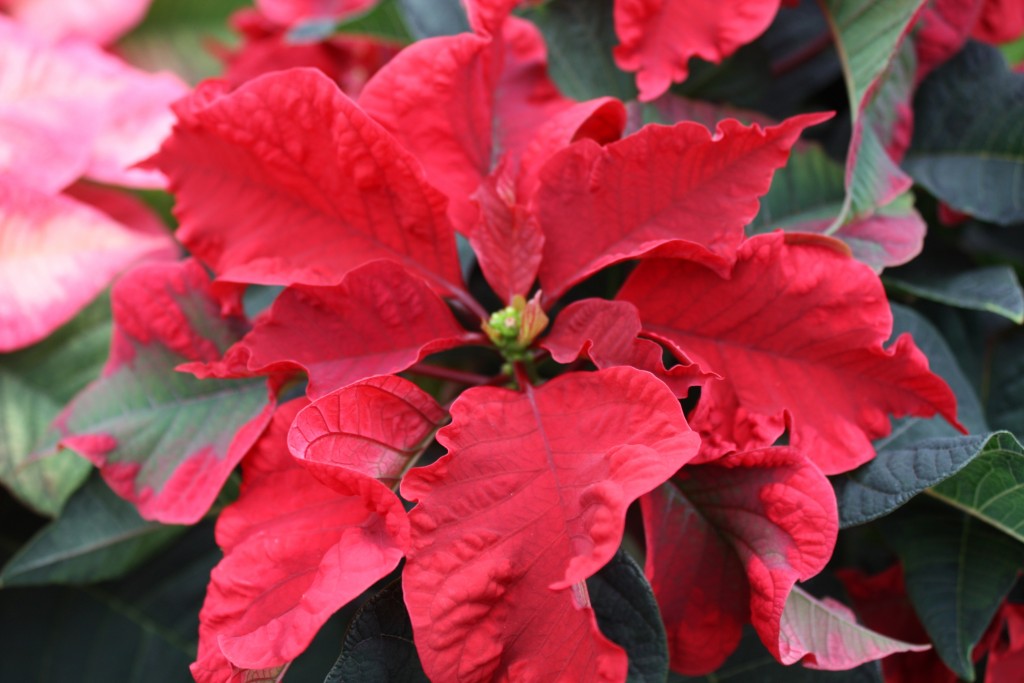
[407,363,492,386]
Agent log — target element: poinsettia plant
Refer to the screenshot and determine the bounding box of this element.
[3,0,1024,682]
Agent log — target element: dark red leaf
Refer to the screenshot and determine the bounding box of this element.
[536,113,830,301]
[153,68,465,298]
[287,374,446,486]
[618,232,963,473]
[186,261,480,399]
[192,398,409,682]
[56,259,274,523]
[643,447,837,674]
[401,367,700,682]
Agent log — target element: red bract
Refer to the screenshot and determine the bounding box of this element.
[153,68,467,301]
[188,261,482,399]
[358,15,626,239]
[535,113,831,300]
[193,397,409,682]
[613,0,782,101]
[216,8,399,96]
[401,367,700,681]
[289,375,447,486]
[618,232,963,473]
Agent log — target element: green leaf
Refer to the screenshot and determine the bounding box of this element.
[820,0,923,115]
[119,0,251,83]
[521,0,637,101]
[751,143,846,233]
[904,41,1024,225]
[669,626,883,682]
[834,432,996,528]
[886,265,1024,323]
[0,474,183,587]
[326,580,428,683]
[588,548,669,683]
[819,0,925,250]
[927,431,1024,543]
[880,500,1024,681]
[0,293,111,515]
[0,524,218,683]
[397,0,468,39]
[311,0,414,44]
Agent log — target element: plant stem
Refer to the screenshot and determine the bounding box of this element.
[407,363,492,386]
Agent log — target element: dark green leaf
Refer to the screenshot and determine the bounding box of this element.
[669,626,883,682]
[0,523,218,683]
[0,293,111,515]
[322,0,414,43]
[880,500,1024,681]
[326,580,428,683]
[521,0,637,101]
[928,431,1024,543]
[834,432,1007,528]
[904,41,1024,225]
[0,474,183,587]
[397,0,468,39]
[886,265,1024,323]
[987,327,1024,435]
[588,548,669,683]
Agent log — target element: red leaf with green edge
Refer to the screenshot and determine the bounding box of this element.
[0,178,176,352]
[612,0,782,101]
[153,68,466,301]
[818,0,925,242]
[642,447,837,674]
[535,112,831,302]
[192,398,409,683]
[400,367,700,682]
[287,374,446,486]
[779,587,930,668]
[186,261,481,400]
[543,298,713,399]
[56,259,275,524]
[255,0,377,26]
[618,232,963,474]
